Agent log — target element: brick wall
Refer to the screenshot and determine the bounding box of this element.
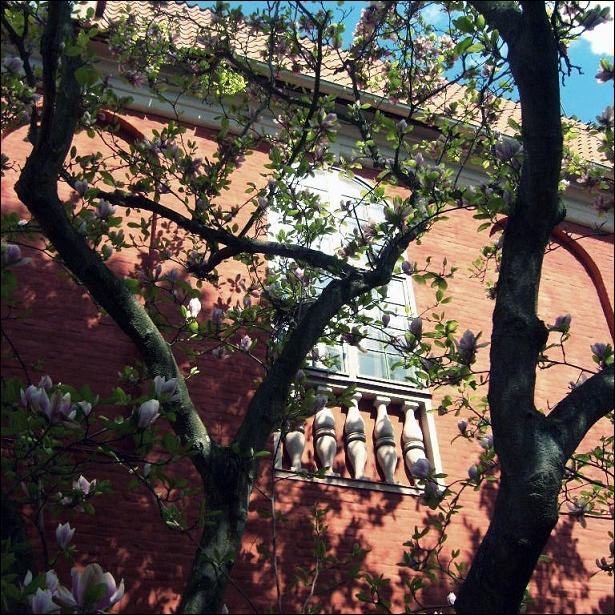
[2,111,613,614]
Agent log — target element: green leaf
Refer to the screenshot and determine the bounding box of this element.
[454,37,475,56]
[74,65,100,87]
[64,45,83,57]
[466,42,484,54]
[454,17,474,34]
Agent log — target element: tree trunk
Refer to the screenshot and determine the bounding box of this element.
[456,4,567,611]
[178,446,255,614]
[456,457,563,613]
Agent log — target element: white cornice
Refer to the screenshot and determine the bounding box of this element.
[66,52,615,234]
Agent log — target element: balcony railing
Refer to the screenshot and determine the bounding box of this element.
[272,381,440,496]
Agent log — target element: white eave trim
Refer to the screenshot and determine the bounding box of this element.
[90,58,615,234]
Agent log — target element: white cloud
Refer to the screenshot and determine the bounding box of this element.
[421,4,447,27]
[582,1,614,56]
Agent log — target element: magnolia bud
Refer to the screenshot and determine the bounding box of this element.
[401,260,414,275]
[410,457,431,479]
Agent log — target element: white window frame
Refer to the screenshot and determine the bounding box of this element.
[269,168,421,389]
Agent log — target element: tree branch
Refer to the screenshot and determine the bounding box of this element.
[95,189,358,277]
[467,1,522,40]
[472,0,564,470]
[0,6,37,88]
[15,1,212,473]
[548,366,615,459]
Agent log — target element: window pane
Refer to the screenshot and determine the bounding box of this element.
[358,350,387,379]
[312,342,346,373]
[387,352,415,383]
[385,278,407,306]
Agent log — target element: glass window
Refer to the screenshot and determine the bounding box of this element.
[269,169,418,385]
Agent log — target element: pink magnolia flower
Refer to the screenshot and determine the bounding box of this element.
[3,56,24,73]
[495,138,522,162]
[1,242,25,267]
[457,420,468,435]
[73,475,96,496]
[55,564,124,612]
[566,499,590,528]
[211,346,229,359]
[38,375,53,389]
[596,106,614,128]
[401,260,414,275]
[74,400,92,416]
[45,570,59,594]
[31,588,58,614]
[212,306,225,326]
[447,592,457,606]
[457,330,477,364]
[550,313,572,333]
[56,522,76,550]
[187,297,202,318]
[239,334,252,351]
[413,153,425,167]
[50,390,74,422]
[73,180,88,196]
[591,342,609,365]
[479,433,494,449]
[21,384,42,408]
[30,387,51,419]
[183,156,203,176]
[95,199,117,219]
[137,399,160,428]
[321,112,337,129]
[125,70,147,87]
[410,458,431,479]
[468,465,479,481]
[409,317,423,338]
[579,7,612,30]
[153,375,179,402]
[381,313,391,327]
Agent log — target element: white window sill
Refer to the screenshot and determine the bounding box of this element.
[273,468,423,497]
[305,368,431,403]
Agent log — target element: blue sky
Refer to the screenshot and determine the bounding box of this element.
[196,1,614,124]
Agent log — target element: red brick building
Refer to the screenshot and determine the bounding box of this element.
[1,2,613,613]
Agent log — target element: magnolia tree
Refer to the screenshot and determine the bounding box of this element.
[1,1,614,614]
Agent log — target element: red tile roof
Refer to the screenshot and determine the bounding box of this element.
[91,1,610,168]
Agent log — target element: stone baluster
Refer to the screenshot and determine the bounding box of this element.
[344,392,367,479]
[401,401,427,472]
[285,422,305,471]
[374,396,398,483]
[272,429,283,469]
[313,387,338,476]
